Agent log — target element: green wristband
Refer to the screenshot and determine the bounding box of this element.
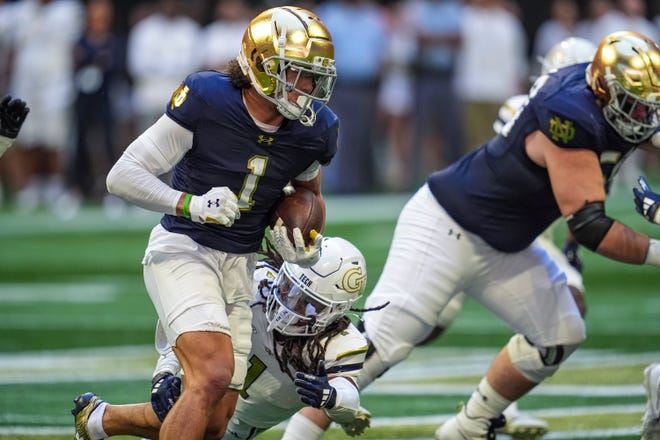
[182,193,192,218]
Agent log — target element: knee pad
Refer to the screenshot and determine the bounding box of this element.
[507,334,580,383]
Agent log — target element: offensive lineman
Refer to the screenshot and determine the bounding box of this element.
[428,30,660,438]
[283,37,598,440]
[287,31,660,439]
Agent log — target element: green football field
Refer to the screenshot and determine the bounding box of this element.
[0,181,659,440]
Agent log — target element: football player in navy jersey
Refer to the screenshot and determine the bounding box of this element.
[73,6,340,440]
[0,95,29,157]
[285,29,660,439]
[427,30,660,438]
[282,37,599,440]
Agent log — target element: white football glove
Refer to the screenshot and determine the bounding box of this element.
[188,187,240,226]
[271,220,322,268]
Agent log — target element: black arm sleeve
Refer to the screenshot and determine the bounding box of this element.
[566,201,614,252]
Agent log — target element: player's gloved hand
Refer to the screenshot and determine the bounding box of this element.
[150,371,182,422]
[187,187,240,226]
[562,238,583,273]
[0,95,29,139]
[271,222,322,268]
[294,360,337,409]
[633,176,660,225]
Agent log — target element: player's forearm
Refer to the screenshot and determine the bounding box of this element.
[106,153,181,215]
[595,221,655,265]
[106,117,193,215]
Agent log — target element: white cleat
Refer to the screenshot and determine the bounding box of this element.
[498,403,548,439]
[643,363,660,440]
[435,407,506,440]
[435,416,471,440]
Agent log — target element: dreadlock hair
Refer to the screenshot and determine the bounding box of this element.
[273,316,351,381]
[225,59,251,89]
[260,235,284,268]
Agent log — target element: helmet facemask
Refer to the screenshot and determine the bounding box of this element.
[601,72,660,143]
[266,264,348,336]
[264,236,367,337]
[265,51,336,126]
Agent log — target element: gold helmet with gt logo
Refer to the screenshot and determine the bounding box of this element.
[237,6,336,127]
[587,31,660,143]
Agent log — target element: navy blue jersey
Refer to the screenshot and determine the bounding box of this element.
[160,71,338,253]
[429,63,638,252]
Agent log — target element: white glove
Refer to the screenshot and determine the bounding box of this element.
[271,220,323,268]
[187,187,240,226]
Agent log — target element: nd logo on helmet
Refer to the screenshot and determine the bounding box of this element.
[342,267,366,294]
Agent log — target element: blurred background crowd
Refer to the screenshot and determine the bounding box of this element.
[0,0,658,220]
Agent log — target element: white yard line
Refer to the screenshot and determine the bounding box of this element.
[0,282,119,303]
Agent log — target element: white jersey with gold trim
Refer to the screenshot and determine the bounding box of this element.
[227,262,368,431]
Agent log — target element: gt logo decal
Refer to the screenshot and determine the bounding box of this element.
[548,116,575,143]
[342,267,366,294]
[170,84,189,109]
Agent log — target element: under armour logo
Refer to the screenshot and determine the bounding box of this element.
[207,199,220,208]
[257,135,274,145]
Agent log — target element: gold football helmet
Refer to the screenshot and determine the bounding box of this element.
[587,31,660,143]
[237,6,336,126]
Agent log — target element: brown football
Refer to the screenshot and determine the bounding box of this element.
[269,187,325,246]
